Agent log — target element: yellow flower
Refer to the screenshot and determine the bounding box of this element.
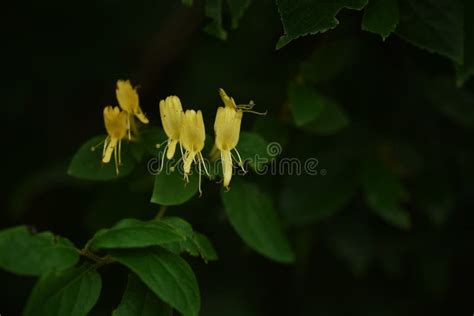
[214,105,243,188]
[115,80,149,138]
[180,109,208,194]
[102,106,128,174]
[159,96,184,160]
[213,88,266,189]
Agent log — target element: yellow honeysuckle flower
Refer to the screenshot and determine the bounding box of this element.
[214,105,243,189]
[102,106,128,174]
[213,88,266,189]
[159,96,184,160]
[180,109,209,194]
[115,80,149,139]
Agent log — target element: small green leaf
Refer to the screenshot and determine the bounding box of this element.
[112,247,200,316]
[276,0,368,49]
[360,155,411,230]
[182,0,194,6]
[193,232,218,262]
[205,0,228,40]
[88,218,186,251]
[68,135,138,181]
[299,39,359,84]
[160,217,218,262]
[362,0,399,40]
[113,274,172,316]
[396,0,464,63]
[236,131,272,171]
[227,0,251,29]
[0,226,78,276]
[220,178,295,263]
[288,82,327,126]
[301,95,349,135]
[455,0,474,85]
[24,264,102,316]
[280,152,357,226]
[151,170,199,206]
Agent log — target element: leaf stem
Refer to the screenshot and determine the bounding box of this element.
[155,205,168,219]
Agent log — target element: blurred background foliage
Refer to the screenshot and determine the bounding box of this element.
[2,0,474,314]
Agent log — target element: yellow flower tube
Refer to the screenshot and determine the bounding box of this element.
[102,106,128,174]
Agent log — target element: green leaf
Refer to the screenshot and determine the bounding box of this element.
[0,226,78,276]
[112,247,200,316]
[220,178,295,263]
[68,135,138,181]
[360,155,411,230]
[236,131,272,171]
[113,274,172,316]
[193,232,219,261]
[205,0,228,40]
[288,82,327,126]
[299,39,359,84]
[301,95,350,135]
[182,0,194,6]
[396,0,464,63]
[24,264,102,316]
[276,0,368,49]
[160,217,218,262]
[88,218,186,251]
[362,0,399,40]
[455,0,474,85]
[280,152,358,226]
[151,170,199,206]
[227,0,251,29]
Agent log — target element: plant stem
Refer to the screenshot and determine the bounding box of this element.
[155,205,168,219]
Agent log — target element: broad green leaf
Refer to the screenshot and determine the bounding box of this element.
[220,178,295,263]
[88,218,186,251]
[68,135,138,181]
[396,0,464,63]
[151,170,199,206]
[236,131,272,171]
[112,248,200,316]
[299,39,359,84]
[113,274,172,316]
[160,217,218,262]
[288,82,327,126]
[360,155,411,229]
[362,0,399,40]
[302,96,349,135]
[455,0,474,85]
[205,0,228,40]
[276,0,368,49]
[24,264,102,316]
[280,152,357,226]
[227,0,251,29]
[0,226,78,276]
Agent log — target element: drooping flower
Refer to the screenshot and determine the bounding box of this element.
[180,109,208,194]
[213,88,266,189]
[115,80,149,139]
[214,105,243,189]
[159,96,184,160]
[102,106,128,174]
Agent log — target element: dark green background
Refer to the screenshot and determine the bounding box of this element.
[2,0,474,315]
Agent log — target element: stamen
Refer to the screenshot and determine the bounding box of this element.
[199,152,210,177]
[118,140,122,165]
[233,148,247,173]
[241,109,267,115]
[91,137,106,152]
